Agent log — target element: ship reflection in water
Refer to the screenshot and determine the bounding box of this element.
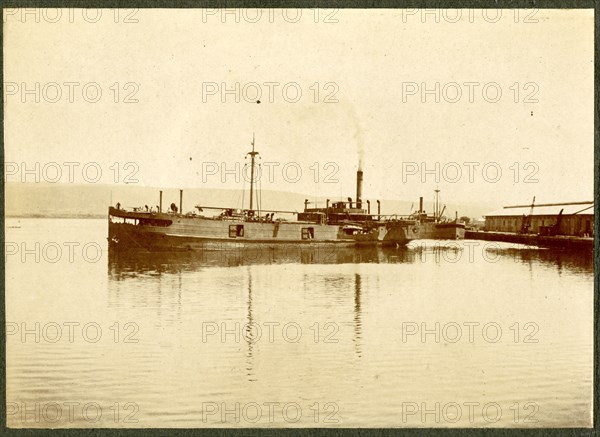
[102,241,593,427]
[108,245,411,274]
[107,241,593,277]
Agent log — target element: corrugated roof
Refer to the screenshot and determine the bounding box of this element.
[485,202,594,217]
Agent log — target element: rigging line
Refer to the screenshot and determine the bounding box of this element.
[241,163,247,210]
[232,187,242,211]
[260,163,262,214]
[259,164,263,215]
[256,158,262,214]
[254,165,257,211]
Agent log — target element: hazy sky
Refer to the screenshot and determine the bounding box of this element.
[4,8,594,208]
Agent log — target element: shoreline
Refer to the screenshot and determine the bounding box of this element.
[6,214,107,219]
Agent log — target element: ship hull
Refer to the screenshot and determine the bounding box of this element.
[108,208,417,252]
[414,222,466,240]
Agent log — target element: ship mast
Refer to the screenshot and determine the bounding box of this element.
[247,134,259,211]
[434,187,440,221]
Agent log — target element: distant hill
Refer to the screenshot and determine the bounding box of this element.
[4,182,497,220]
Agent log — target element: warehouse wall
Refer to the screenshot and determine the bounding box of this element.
[485,215,594,236]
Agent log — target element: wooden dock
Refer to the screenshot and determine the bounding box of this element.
[465,230,594,250]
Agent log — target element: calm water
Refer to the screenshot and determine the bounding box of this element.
[6,218,594,428]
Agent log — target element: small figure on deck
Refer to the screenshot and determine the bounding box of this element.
[170,203,178,213]
[116,202,121,210]
[145,204,149,212]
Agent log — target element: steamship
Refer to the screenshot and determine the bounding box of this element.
[409,189,466,240]
[108,139,421,252]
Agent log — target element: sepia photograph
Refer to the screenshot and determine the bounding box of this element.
[3,7,595,429]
